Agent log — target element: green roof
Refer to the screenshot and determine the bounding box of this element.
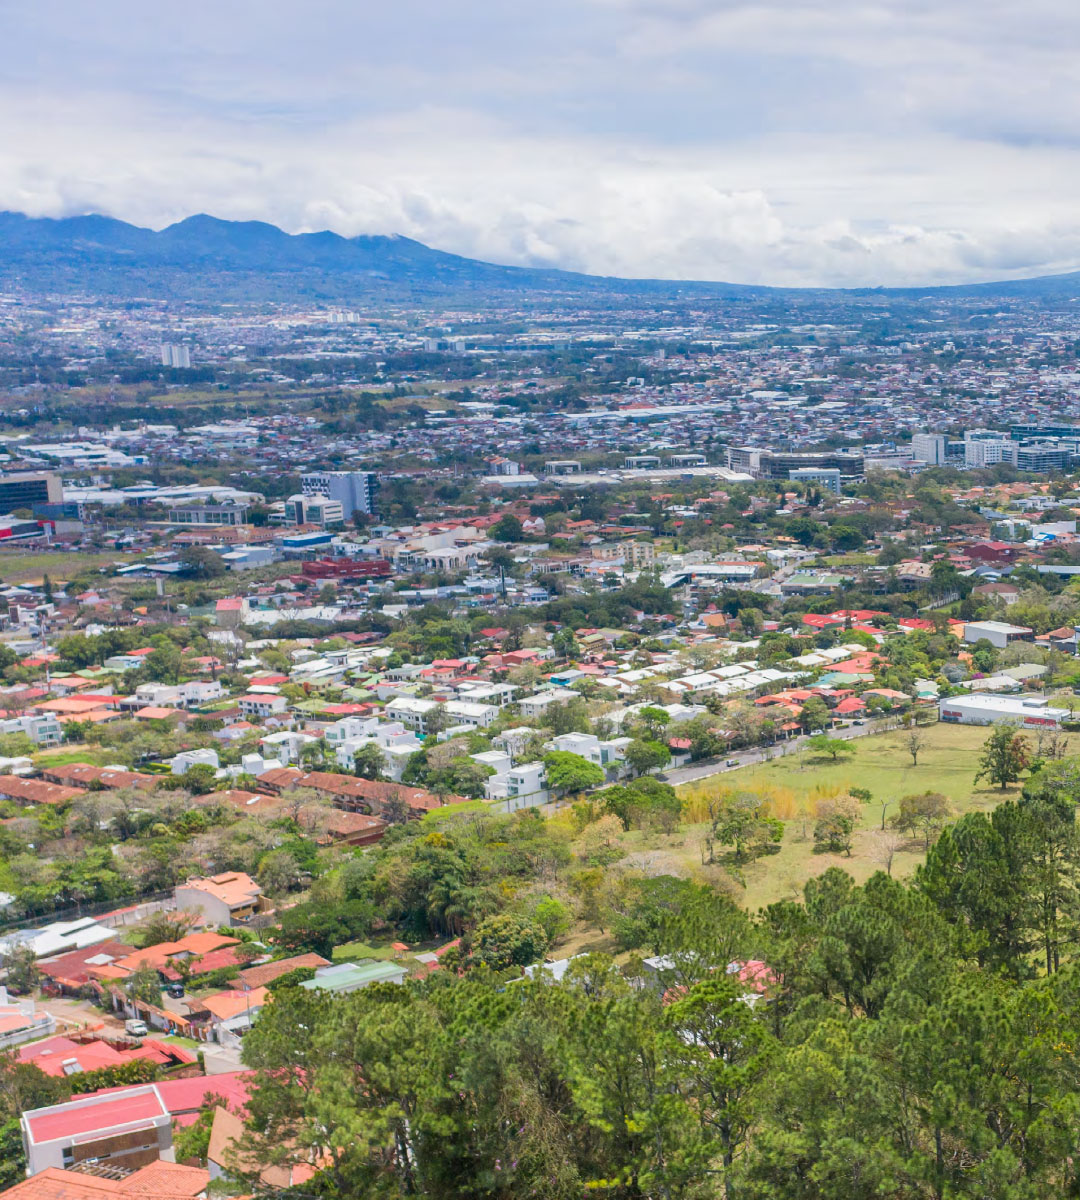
[300,960,406,993]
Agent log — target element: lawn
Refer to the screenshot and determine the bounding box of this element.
[0,549,137,584]
[672,722,1068,912]
[332,940,404,963]
[32,745,123,767]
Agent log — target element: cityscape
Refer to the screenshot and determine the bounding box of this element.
[4,2,1080,1198]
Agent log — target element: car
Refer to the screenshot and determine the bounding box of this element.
[124,1019,149,1037]
[165,982,185,998]
[853,719,866,726]
[808,729,825,736]
[725,758,740,767]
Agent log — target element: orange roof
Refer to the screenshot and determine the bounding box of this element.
[0,1163,208,1199]
[178,872,261,908]
[198,985,269,1022]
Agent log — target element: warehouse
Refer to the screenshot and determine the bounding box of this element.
[938,694,1070,728]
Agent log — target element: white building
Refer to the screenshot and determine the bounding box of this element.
[301,470,377,518]
[964,430,1016,468]
[485,761,549,811]
[518,690,581,721]
[962,620,1034,649]
[169,748,219,775]
[911,432,947,465]
[938,693,1070,728]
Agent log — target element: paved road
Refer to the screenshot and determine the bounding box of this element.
[662,718,892,786]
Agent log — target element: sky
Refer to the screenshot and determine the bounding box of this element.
[2,0,1079,287]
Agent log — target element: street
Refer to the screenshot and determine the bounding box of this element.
[662,718,891,786]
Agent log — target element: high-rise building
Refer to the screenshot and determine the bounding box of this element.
[911,433,946,465]
[301,471,378,518]
[964,430,1015,468]
[160,343,191,369]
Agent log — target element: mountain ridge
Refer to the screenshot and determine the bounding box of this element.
[1,209,1079,303]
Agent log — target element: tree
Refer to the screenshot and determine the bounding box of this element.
[352,742,387,781]
[543,751,604,799]
[799,695,831,732]
[974,724,1030,790]
[624,738,671,778]
[904,721,927,766]
[179,545,227,580]
[663,974,774,1196]
[274,898,375,958]
[1,943,38,994]
[125,964,163,1007]
[637,706,671,740]
[491,514,524,542]
[708,793,783,864]
[463,912,548,971]
[896,790,950,850]
[813,795,860,855]
[806,734,853,762]
[257,849,305,896]
[600,777,681,832]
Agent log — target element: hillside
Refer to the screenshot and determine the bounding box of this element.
[1,209,1080,304]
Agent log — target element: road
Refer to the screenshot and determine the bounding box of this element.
[662,718,893,786]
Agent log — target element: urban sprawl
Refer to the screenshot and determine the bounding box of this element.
[3,287,1080,1197]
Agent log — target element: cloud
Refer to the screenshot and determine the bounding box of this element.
[1,0,1079,286]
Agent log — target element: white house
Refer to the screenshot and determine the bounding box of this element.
[518,691,581,721]
[169,748,219,775]
[239,693,289,719]
[485,761,549,811]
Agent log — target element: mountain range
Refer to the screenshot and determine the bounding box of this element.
[1,210,1080,305]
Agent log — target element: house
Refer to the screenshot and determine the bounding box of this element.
[962,620,1034,649]
[169,748,219,775]
[21,1085,175,1176]
[0,986,55,1050]
[518,690,580,721]
[173,873,264,927]
[0,918,115,961]
[238,693,289,719]
[0,1162,209,1199]
[190,986,269,1046]
[485,761,549,811]
[236,953,329,991]
[300,960,407,995]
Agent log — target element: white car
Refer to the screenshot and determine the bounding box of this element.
[125,1019,149,1037]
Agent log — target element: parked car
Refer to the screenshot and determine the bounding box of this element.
[165,982,185,998]
[124,1019,149,1037]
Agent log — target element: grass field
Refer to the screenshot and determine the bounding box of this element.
[670,722,1069,911]
[0,550,136,584]
[32,745,124,767]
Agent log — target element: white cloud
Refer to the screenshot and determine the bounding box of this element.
[1,0,1080,286]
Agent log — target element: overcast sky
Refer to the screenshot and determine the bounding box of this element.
[2,0,1079,286]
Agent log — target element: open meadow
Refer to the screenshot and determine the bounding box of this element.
[670,721,1070,911]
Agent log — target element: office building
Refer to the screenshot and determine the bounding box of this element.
[1014,442,1073,473]
[0,472,62,511]
[911,432,946,465]
[159,343,191,369]
[168,502,249,527]
[964,430,1015,467]
[284,494,345,528]
[789,466,841,494]
[726,447,864,481]
[301,471,377,518]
